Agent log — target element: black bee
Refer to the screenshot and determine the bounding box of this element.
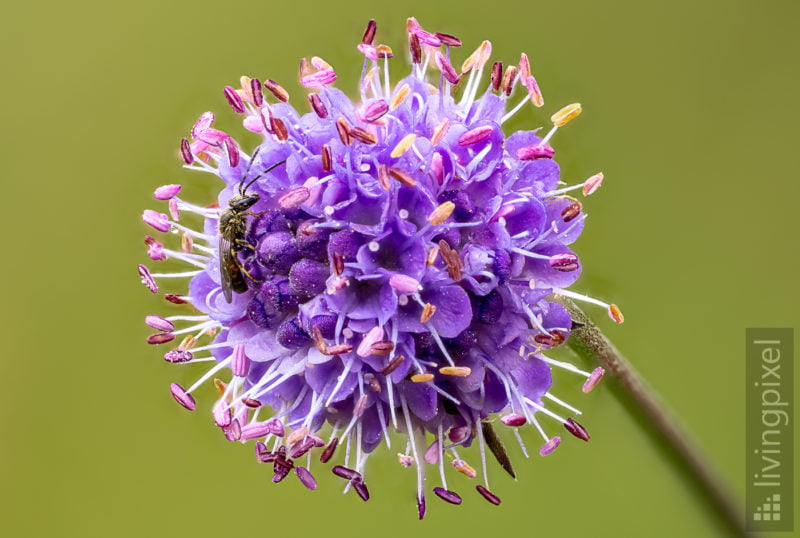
[219,151,286,303]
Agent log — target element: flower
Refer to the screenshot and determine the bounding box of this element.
[139,18,622,517]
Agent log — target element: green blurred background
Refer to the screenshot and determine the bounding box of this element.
[1,0,798,536]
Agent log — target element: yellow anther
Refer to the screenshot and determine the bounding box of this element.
[428,201,455,225]
[426,246,440,266]
[420,303,437,324]
[551,103,582,127]
[181,232,193,253]
[454,459,477,478]
[239,75,254,103]
[410,373,434,383]
[391,133,417,158]
[431,118,451,145]
[462,40,492,73]
[178,336,197,351]
[311,56,332,70]
[213,378,227,396]
[390,84,411,110]
[608,304,625,324]
[439,366,472,377]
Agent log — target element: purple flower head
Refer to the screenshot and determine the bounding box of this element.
[139,18,623,516]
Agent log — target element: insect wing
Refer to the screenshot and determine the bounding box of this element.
[219,237,236,303]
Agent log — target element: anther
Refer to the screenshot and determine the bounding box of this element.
[264,79,289,102]
[154,184,181,200]
[501,65,518,96]
[370,340,395,355]
[320,437,338,463]
[458,125,493,146]
[308,93,328,118]
[388,166,416,187]
[398,453,414,467]
[380,355,405,376]
[434,52,460,84]
[539,436,561,456]
[164,350,193,363]
[561,201,582,222]
[391,134,417,158]
[435,32,462,47]
[349,126,377,145]
[549,253,579,272]
[582,172,604,196]
[224,137,239,168]
[353,479,370,502]
[390,84,411,110]
[247,77,263,107]
[564,417,590,441]
[434,487,463,505]
[295,467,318,491]
[411,373,434,383]
[278,187,310,209]
[164,294,187,304]
[324,343,353,356]
[516,144,555,160]
[181,232,193,253]
[336,118,352,145]
[223,86,245,113]
[147,333,175,345]
[180,138,193,164]
[142,209,170,233]
[608,304,624,324]
[353,394,368,417]
[426,246,440,266]
[409,33,422,64]
[286,426,309,446]
[476,485,502,506]
[363,99,389,122]
[439,366,471,377]
[270,117,288,141]
[145,315,174,332]
[500,414,527,427]
[420,303,437,323]
[461,40,492,73]
[177,336,197,352]
[365,373,381,392]
[491,62,503,91]
[389,274,421,294]
[332,465,362,481]
[551,103,582,127]
[169,383,196,411]
[582,367,605,393]
[332,252,345,277]
[376,44,393,58]
[213,378,226,396]
[362,19,377,45]
[431,118,450,145]
[321,144,332,172]
[377,164,391,190]
[524,76,544,107]
[453,459,476,478]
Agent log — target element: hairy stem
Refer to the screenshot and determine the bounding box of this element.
[555,296,745,537]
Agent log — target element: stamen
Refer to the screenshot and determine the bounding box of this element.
[353,479,370,501]
[223,86,245,113]
[434,51,460,84]
[561,201,582,222]
[170,383,196,411]
[500,413,527,427]
[362,19,377,45]
[180,138,194,164]
[409,33,422,64]
[516,144,555,160]
[410,373,434,383]
[164,350,193,363]
[336,118,352,145]
[147,333,174,345]
[295,467,318,490]
[582,172,604,196]
[153,184,181,200]
[564,417,590,441]
[270,117,288,141]
[391,133,417,158]
[264,79,289,102]
[320,437,338,463]
[250,78,264,107]
[390,84,411,109]
[363,99,389,122]
[549,253,579,272]
[539,436,561,456]
[582,367,605,393]
[321,144,332,172]
[608,304,624,324]
[551,103,582,127]
[491,62,502,91]
[286,426,309,445]
[278,187,310,209]
[435,32,462,47]
[389,274,421,294]
[426,246,440,266]
[398,453,414,467]
[142,209,170,233]
[332,465,362,480]
[438,366,471,377]
[458,125,493,146]
[420,303,436,323]
[349,126,377,145]
[475,485,501,505]
[164,294,187,304]
[145,315,174,332]
[501,65,518,96]
[308,93,328,118]
[453,458,476,478]
[387,166,417,187]
[380,354,404,376]
[431,118,450,145]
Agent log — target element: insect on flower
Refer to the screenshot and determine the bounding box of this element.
[139,17,623,518]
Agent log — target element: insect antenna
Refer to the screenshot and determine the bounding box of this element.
[238,146,264,196]
[242,158,288,194]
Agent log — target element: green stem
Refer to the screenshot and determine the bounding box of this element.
[555,297,746,537]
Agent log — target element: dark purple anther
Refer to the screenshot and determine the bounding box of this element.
[266,418,284,437]
[435,32,462,47]
[516,144,555,160]
[251,77,264,107]
[409,33,422,64]
[476,485,501,505]
[264,80,289,102]
[549,253,579,272]
[223,85,245,113]
[353,479,370,501]
[321,144,332,171]
[295,467,318,491]
[308,93,328,118]
[289,437,316,459]
[272,465,291,483]
[435,52,460,84]
[320,438,338,463]
[564,418,590,441]
[164,294,187,304]
[363,99,389,122]
[561,201,582,222]
[491,62,503,91]
[224,137,239,168]
[270,117,288,141]
[180,138,193,164]
[379,354,404,376]
[147,332,175,345]
[433,487,462,505]
[331,465,361,481]
[276,317,311,349]
[242,398,261,408]
[289,259,329,299]
[362,19,377,45]
[417,494,426,520]
[164,350,193,363]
